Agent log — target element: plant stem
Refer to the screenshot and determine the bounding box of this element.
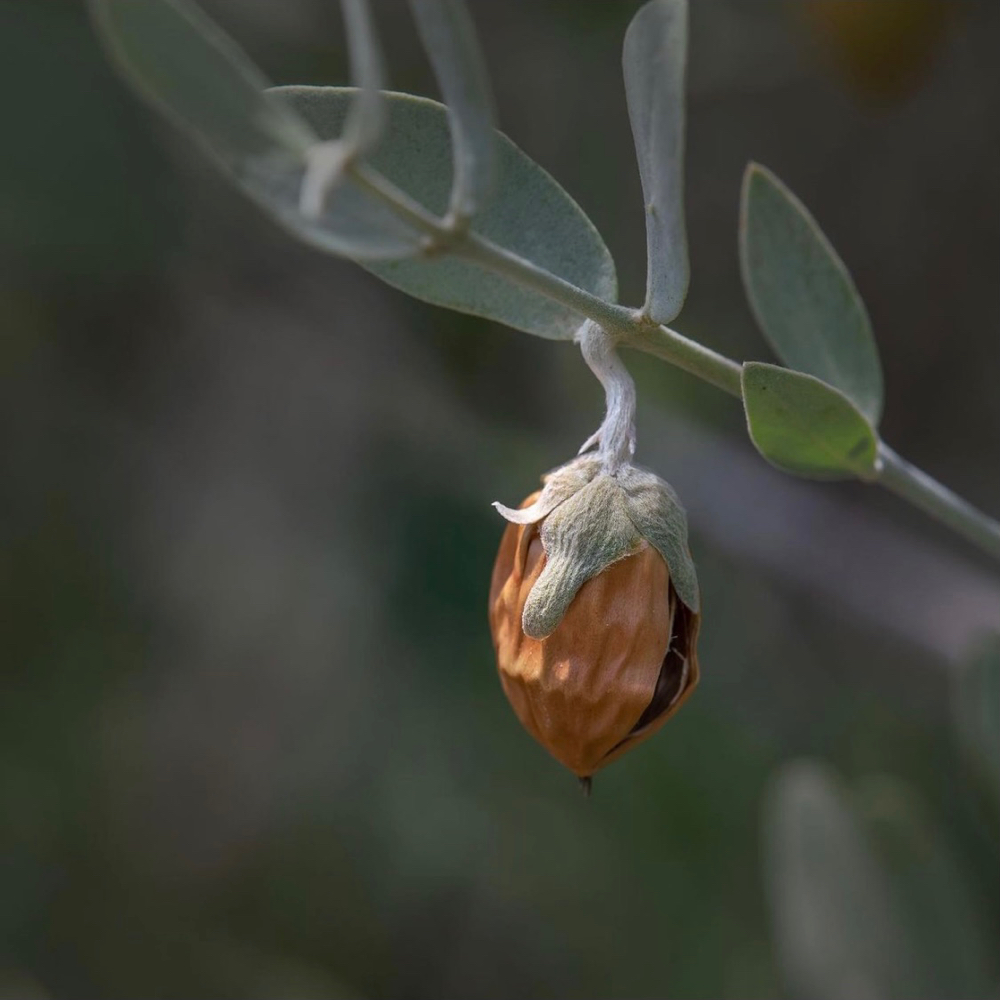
[351,163,743,395]
[457,234,744,395]
[577,320,637,473]
[457,232,634,335]
[876,445,1000,560]
[346,161,1000,565]
[626,322,743,398]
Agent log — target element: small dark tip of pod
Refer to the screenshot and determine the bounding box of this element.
[578,776,593,797]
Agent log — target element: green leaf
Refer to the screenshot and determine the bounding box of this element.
[624,0,689,324]
[90,0,422,261]
[340,0,387,156]
[740,163,883,424]
[408,0,498,221]
[856,776,996,1000]
[299,0,387,218]
[763,762,918,1000]
[274,86,617,340]
[742,362,879,480]
[88,0,315,163]
[92,3,615,330]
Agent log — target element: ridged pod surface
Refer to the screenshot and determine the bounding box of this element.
[489,491,700,777]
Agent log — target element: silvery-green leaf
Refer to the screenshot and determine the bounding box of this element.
[493,454,600,525]
[742,362,879,480]
[620,466,699,612]
[246,157,422,260]
[740,163,883,424]
[856,776,995,1000]
[524,476,642,639]
[624,0,689,324]
[89,0,421,260]
[275,87,617,340]
[88,0,315,162]
[300,0,387,217]
[408,0,497,221]
[340,0,387,156]
[763,761,916,1000]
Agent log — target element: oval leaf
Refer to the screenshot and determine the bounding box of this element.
[740,163,883,424]
[340,0,387,157]
[742,362,879,480]
[408,0,498,221]
[856,776,996,1000]
[248,157,423,260]
[300,0,388,218]
[624,0,689,324]
[274,86,617,340]
[88,0,315,163]
[90,0,422,260]
[763,762,916,1000]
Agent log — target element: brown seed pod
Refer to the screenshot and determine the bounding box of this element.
[489,490,700,778]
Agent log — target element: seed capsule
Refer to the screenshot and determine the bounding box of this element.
[489,485,700,778]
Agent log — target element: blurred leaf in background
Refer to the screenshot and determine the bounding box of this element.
[765,742,998,999]
[763,762,918,1000]
[857,773,996,1000]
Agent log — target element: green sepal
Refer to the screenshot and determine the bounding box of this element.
[523,475,642,640]
[620,466,699,612]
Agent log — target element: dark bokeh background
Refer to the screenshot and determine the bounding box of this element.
[2,1,998,997]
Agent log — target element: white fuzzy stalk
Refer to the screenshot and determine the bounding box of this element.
[576,320,637,474]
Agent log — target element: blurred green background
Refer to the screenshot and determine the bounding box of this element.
[2,1,998,997]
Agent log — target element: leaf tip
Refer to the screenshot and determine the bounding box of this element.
[740,161,782,222]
